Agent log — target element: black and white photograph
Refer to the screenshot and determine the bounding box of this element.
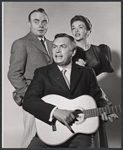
[2,1,121,148]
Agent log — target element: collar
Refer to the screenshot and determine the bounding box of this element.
[57,62,72,71]
[38,37,45,42]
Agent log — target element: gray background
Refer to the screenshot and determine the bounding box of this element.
[2,2,121,148]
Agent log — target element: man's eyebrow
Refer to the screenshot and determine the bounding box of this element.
[52,44,57,46]
[42,19,47,22]
[33,19,40,21]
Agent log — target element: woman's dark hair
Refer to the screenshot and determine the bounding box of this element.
[70,15,92,31]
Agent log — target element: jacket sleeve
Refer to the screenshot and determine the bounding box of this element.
[8,39,28,105]
[23,69,55,124]
[89,69,112,107]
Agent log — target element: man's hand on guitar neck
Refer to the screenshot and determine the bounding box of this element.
[101,112,118,122]
[53,108,76,133]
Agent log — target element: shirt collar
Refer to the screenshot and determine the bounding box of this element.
[38,37,45,42]
[57,62,72,71]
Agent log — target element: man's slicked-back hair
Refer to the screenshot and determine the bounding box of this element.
[54,33,76,51]
[28,8,49,22]
[54,33,74,43]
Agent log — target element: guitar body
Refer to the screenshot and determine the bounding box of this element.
[36,95,99,145]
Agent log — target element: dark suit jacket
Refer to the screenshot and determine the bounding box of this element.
[23,62,110,124]
[8,31,53,102]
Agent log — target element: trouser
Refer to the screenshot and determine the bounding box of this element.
[28,133,93,148]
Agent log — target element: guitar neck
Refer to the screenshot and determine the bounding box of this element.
[84,105,121,119]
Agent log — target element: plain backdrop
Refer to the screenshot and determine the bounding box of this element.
[2,1,121,148]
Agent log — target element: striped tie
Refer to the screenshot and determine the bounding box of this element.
[62,69,70,89]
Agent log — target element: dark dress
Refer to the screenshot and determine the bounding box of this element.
[72,44,114,76]
[73,44,114,148]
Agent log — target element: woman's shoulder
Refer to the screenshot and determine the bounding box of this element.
[89,44,100,54]
[91,44,111,50]
[91,44,111,54]
[98,44,111,54]
[92,44,112,63]
[89,44,99,50]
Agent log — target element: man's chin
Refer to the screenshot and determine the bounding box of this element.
[54,61,63,66]
[37,32,46,37]
[37,34,45,37]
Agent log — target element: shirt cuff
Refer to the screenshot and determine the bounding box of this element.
[49,106,58,122]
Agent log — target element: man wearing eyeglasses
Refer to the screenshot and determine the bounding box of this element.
[8,8,53,148]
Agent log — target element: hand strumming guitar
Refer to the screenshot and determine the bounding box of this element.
[53,108,76,133]
[53,108,118,132]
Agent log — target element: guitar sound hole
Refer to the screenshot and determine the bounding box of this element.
[73,109,85,124]
[74,109,83,116]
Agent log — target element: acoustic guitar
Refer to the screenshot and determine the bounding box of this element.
[35,94,121,146]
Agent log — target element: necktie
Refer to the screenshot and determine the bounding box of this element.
[40,39,48,55]
[40,39,46,49]
[62,69,70,89]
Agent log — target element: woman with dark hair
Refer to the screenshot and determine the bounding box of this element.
[70,15,114,148]
[70,15,114,76]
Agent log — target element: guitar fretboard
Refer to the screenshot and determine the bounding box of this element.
[84,105,121,119]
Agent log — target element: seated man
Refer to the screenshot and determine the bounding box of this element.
[23,33,118,148]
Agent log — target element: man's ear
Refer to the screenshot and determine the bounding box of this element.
[28,21,31,28]
[72,49,76,57]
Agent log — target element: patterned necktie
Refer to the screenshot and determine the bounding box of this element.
[62,69,70,89]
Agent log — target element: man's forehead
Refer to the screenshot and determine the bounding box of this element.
[30,12,48,21]
[53,37,70,45]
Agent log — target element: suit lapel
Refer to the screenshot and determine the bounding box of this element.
[70,63,84,92]
[49,63,69,92]
[46,39,53,59]
[27,32,49,55]
[49,63,83,92]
